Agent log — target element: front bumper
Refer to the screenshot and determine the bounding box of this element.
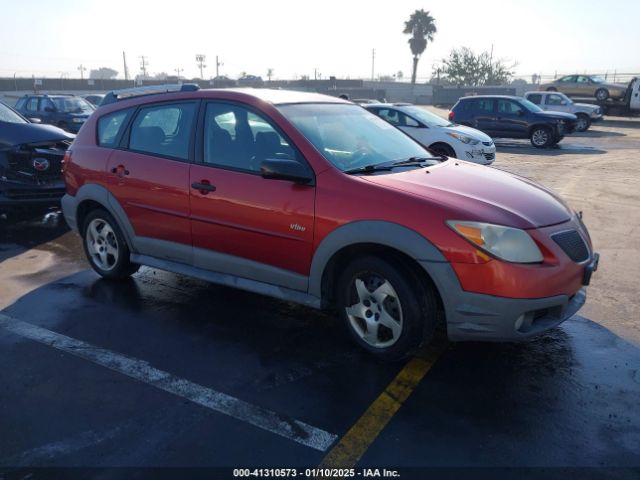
[420,259,594,342]
[460,145,496,165]
[0,180,65,212]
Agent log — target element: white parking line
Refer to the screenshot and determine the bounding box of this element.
[0,313,338,452]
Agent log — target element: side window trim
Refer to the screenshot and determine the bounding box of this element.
[195,100,315,183]
[118,99,200,164]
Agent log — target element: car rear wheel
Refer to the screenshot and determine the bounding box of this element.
[575,114,591,132]
[336,256,437,361]
[82,209,139,280]
[595,88,609,101]
[530,126,553,148]
[429,143,456,158]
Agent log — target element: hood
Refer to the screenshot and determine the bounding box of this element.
[362,160,572,229]
[443,124,492,142]
[574,102,600,112]
[0,122,74,148]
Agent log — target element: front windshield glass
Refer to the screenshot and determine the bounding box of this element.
[558,93,574,104]
[278,104,435,172]
[520,98,544,113]
[401,106,451,127]
[0,103,27,124]
[52,97,94,113]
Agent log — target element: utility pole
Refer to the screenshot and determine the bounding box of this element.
[123,51,129,81]
[371,48,375,81]
[195,54,207,79]
[215,56,223,78]
[488,44,494,82]
[77,64,86,80]
[139,56,149,78]
[175,67,184,79]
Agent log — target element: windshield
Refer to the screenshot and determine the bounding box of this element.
[278,104,435,172]
[52,97,94,114]
[401,106,452,127]
[520,98,544,113]
[558,93,574,104]
[0,102,28,124]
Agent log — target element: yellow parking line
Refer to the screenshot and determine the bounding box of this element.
[319,336,448,469]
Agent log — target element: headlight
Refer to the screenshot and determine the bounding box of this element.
[72,118,85,123]
[447,221,543,263]
[447,132,479,145]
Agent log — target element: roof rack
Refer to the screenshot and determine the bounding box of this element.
[101,83,200,106]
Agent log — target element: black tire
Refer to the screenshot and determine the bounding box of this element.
[575,113,591,132]
[595,88,609,101]
[82,208,139,280]
[546,87,557,92]
[530,126,553,148]
[429,143,456,158]
[335,255,438,361]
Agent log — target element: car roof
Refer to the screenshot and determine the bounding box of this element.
[219,88,348,105]
[24,93,75,97]
[458,95,522,101]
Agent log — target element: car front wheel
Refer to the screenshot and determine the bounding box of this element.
[82,209,139,280]
[336,256,437,361]
[575,114,591,132]
[530,126,553,148]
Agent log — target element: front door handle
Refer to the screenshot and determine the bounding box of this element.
[191,181,216,194]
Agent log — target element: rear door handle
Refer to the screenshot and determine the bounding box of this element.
[110,165,129,176]
[191,181,216,193]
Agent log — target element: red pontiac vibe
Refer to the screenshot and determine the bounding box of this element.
[61,85,599,360]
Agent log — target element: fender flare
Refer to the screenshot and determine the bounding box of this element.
[65,183,137,252]
[308,220,447,299]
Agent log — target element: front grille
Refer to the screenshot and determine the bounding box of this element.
[484,152,495,161]
[552,230,589,263]
[4,188,65,200]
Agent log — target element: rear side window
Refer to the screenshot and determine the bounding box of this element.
[97,109,133,147]
[129,102,197,160]
[527,94,542,105]
[474,99,494,113]
[26,98,39,112]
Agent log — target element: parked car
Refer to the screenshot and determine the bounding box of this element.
[539,75,626,101]
[524,91,602,132]
[365,103,496,164]
[82,94,106,108]
[352,98,380,105]
[237,74,264,87]
[0,101,74,216]
[15,94,95,133]
[449,95,578,148]
[61,85,598,360]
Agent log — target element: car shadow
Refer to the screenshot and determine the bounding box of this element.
[600,118,640,129]
[0,211,70,263]
[571,129,626,138]
[494,140,607,155]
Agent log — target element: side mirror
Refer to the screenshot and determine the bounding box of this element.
[260,158,313,184]
[28,117,42,123]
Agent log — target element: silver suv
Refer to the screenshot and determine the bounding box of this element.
[524,91,602,132]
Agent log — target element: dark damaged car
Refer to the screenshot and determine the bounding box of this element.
[0,102,74,216]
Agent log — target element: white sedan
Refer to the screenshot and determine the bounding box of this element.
[364,103,496,165]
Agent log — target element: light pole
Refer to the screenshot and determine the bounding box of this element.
[175,68,184,80]
[77,64,87,80]
[195,54,207,79]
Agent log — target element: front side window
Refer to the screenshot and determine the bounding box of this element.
[559,76,576,83]
[129,102,197,160]
[39,98,55,112]
[52,97,94,113]
[203,103,296,172]
[497,100,524,114]
[577,76,591,84]
[402,106,451,127]
[278,103,433,172]
[547,94,565,106]
[97,109,133,147]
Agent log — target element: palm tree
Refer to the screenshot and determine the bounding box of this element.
[403,9,437,84]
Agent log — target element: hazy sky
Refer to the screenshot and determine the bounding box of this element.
[1,0,639,81]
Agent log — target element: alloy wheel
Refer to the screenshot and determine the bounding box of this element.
[532,129,549,146]
[85,218,119,271]
[345,274,403,348]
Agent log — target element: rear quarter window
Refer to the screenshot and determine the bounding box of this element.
[97,109,133,147]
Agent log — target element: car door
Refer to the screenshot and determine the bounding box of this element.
[189,101,315,289]
[471,98,497,135]
[546,93,569,113]
[106,100,198,263]
[23,97,41,122]
[38,98,56,125]
[495,99,528,138]
[576,76,594,97]
[557,75,577,95]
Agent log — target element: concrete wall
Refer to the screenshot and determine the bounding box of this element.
[363,81,433,104]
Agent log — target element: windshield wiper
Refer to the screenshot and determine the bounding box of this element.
[344,164,394,175]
